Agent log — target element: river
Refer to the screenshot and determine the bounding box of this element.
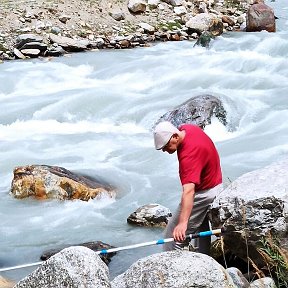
[0,0,288,282]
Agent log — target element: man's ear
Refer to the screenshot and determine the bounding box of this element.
[172,133,180,141]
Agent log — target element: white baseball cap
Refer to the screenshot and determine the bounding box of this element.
[153,121,180,150]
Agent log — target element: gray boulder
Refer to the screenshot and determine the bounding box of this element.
[249,277,277,288]
[226,267,249,288]
[154,95,227,129]
[111,250,236,288]
[127,203,172,227]
[210,157,288,267]
[186,13,223,36]
[14,246,111,288]
[49,34,90,51]
[15,34,43,49]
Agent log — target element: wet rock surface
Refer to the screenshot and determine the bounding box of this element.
[154,94,227,129]
[127,203,172,227]
[10,165,116,201]
[40,241,116,265]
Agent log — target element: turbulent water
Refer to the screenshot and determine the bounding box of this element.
[1,0,288,282]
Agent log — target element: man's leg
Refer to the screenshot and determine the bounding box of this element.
[163,184,222,252]
[195,215,211,255]
[188,184,223,255]
[163,205,181,251]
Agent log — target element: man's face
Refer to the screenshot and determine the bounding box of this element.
[162,135,178,154]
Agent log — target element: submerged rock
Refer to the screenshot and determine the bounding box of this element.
[10,165,116,201]
[154,94,227,129]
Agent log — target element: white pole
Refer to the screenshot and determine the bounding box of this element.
[0,261,43,272]
[0,228,223,272]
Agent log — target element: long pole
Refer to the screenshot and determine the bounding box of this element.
[0,228,224,272]
[96,228,223,255]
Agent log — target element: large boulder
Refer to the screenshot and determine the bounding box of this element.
[127,203,172,227]
[246,3,276,32]
[154,95,227,129]
[209,158,288,267]
[14,246,111,288]
[111,250,235,287]
[10,165,116,201]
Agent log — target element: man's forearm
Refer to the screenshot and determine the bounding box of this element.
[172,183,196,241]
[178,186,195,225]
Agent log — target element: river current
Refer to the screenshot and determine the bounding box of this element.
[0,0,288,282]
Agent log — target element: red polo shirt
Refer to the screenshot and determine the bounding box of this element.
[177,124,222,191]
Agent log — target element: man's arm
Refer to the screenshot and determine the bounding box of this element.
[173,183,196,242]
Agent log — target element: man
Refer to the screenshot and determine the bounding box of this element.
[153,121,222,254]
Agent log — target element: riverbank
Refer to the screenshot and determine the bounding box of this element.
[0,0,252,61]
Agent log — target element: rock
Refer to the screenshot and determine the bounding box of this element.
[40,241,116,265]
[128,0,147,13]
[127,203,172,227]
[138,22,155,34]
[10,165,116,201]
[162,0,182,7]
[246,3,276,32]
[50,26,61,35]
[154,95,227,129]
[13,48,26,59]
[14,246,111,288]
[49,34,90,52]
[209,157,288,267]
[111,251,235,288]
[45,46,66,57]
[186,13,219,34]
[110,11,126,21]
[15,34,43,49]
[148,0,160,9]
[249,277,277,288]
[226,267,250,288]
[20,42,47,52]
[174,6,187,16]
[222,15,235,26]
[58,14,71,24]
[20,49,41,57]
[119,39,131,48]
[198,2,208,13]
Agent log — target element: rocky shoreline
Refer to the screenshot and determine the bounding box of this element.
[0,0,256,62]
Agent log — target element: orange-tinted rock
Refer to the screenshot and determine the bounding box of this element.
[10,165,116,201]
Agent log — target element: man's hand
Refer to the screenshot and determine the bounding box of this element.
[173,222,187,242]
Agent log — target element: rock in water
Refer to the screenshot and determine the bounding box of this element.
[10,165,116,201]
